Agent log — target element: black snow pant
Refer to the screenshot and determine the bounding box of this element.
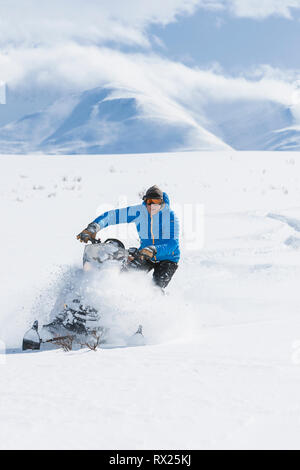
[147,260,178,289]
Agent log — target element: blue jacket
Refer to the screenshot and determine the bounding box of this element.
[92,192,180,263]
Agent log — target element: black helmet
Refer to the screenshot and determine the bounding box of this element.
[143,185,163,201]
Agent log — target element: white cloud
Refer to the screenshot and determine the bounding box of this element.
[0,0,200,48]
[1,43,298,113]
[0,81,6,104]
[0,0,299,57]
[184,0,300,19]
[227,0,300,19]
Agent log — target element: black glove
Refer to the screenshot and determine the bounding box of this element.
[127,246,156,271]
[77,223,99,243]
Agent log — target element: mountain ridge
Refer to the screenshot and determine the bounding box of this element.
[0,85,298,153]
[0,87,230,154]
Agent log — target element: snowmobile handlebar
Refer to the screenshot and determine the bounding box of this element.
[90,238,102,245]
[84,237,155,269]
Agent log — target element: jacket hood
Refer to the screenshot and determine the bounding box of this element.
[163,192,170,206]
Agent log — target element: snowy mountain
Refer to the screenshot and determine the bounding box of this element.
[0,87,230,154]
[204,99,295,150]
[265,126,300,151]
[0,85,299,153]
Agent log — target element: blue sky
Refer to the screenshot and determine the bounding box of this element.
[151,8,300,72]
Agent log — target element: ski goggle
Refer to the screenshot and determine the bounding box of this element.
[146,198,162,205]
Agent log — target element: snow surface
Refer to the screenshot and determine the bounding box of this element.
[1,151,300,449]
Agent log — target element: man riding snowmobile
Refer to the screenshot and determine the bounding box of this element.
[22,186,180,350]
[77,185,180,289]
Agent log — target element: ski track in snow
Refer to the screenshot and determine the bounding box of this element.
[1,152,300,449]
[268,212,300,232]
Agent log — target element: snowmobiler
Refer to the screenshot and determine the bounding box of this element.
[77,185,180,289]
[22,186,179,351]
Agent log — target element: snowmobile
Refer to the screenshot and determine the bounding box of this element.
[22,238,153,351]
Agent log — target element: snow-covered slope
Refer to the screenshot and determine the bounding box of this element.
[204,100,295,150]
[0,87,230,154]
[1,151,300,449]
[265,126,300,151]
[1,85,299,152]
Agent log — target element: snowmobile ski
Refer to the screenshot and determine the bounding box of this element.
[134,325,143,336]
[22,320,41,350]
[22,320,77,351]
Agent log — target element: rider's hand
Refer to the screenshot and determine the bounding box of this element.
[77,223,99,243]
[77,229,95,243]
[139,246,157,260]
